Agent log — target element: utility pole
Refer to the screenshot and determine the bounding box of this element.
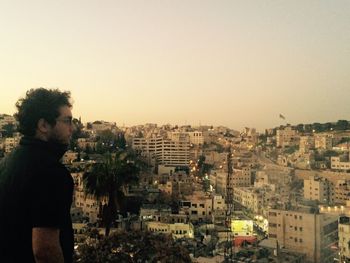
[224,146,234,261]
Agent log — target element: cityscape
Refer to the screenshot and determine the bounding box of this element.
[1,1,350,263]
[1,116,350,262]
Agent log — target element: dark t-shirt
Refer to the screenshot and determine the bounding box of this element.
[0,137,74,263]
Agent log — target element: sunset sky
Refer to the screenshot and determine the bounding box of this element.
[0,0,349,131]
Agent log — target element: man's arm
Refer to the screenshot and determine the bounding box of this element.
[32,227,64,263]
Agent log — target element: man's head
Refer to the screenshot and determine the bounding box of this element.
[15,88,73,145]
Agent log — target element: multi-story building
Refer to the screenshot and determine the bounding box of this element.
[276,126,299,148]
[0,115,16,131]
[304,176,330,204]
[209,169,232,195]
[232,166,252,187]
[314,134,332,150]
[233,185,274,217]
[77,138,97,151]
[146,221,194,239]
[90,121,116,132]
[268,207,338,263]
[339,216,350,262]
[4,135,21,154]
[299,136,315,153]
[71,172,102,223]
[140,204,194,239]
[132,134,190,168]
[331,156,350,172]
[334,180,350,205]
[233,187,263,215]
[180,192,212,223]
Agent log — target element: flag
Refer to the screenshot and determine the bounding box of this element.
[279,114,285,120]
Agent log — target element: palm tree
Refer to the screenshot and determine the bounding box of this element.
[83,150,144,236]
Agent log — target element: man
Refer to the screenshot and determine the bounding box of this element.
[0,88,74,263]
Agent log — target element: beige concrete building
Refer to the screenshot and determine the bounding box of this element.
[77,138,97,151]
[276,126,299,148]
[146,221,194,239]
[71,172,103,223]
[209,169,230,195]
[233,187,263,215]
[314,134,332,150]
[303,176,330,204]
[180,192,212,223]
[4,135,21,154]
[268,207,338,263]
[299,136,315,153]
[331,156,350,172]
[232,166,252,187]
[91,121,116,132]
[334,180,350,205]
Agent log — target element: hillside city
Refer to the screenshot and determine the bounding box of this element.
[2,114,350,263]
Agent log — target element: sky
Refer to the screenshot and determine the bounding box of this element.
[0,0,349,131]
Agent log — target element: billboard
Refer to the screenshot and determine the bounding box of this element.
[231,220,253,236]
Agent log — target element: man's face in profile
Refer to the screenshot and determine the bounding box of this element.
[48,105,73,145]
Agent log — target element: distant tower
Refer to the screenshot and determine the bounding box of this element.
[225,146,234,260]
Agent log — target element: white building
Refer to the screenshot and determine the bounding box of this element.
[132,134,190,167]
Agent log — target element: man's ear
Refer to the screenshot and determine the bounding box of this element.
[37,118,51,134]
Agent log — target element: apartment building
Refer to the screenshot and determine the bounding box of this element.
[180,192,212,223]
[71,172,102,223]
[314,134,332,150]
[233,187,263,215]
[4,135,21,154]
[233,186,273,216]
[299,136,315,153]
[304,176,330,204]
[168,131,204,145]
[276,126,299,148]
[90,121,116,132]
[132,134,190,167]
[0,115,16,130]
[209,169,233,195]
[77,138,97,151]
[331,156,350,172]
[268,207,338,263]
[140,204,194,239]
[232,166,252,187]
[339,216,350,262]
[334,180,350,205]
[146,221,194,239]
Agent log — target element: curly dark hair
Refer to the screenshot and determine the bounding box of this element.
[15,88,72,136]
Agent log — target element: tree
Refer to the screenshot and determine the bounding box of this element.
[312,122,323,133]
[83,150,144,236]
[76,230,191,263]
[116,132,126,149]
[1,123,16,137]
[335,120,349,131]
